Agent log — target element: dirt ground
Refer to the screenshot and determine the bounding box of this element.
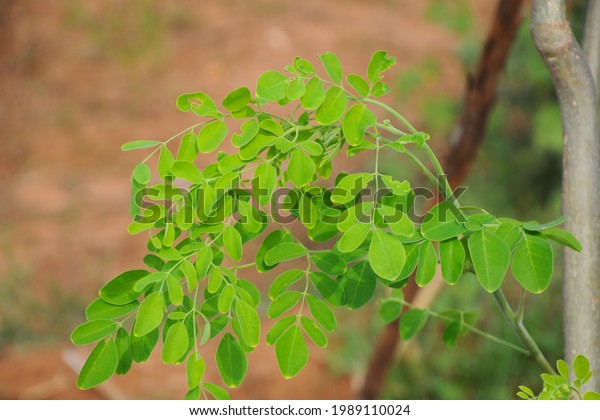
[0,0,493,399]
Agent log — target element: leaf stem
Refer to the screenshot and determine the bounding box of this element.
[362,97,418,134]
[492,289,557,374]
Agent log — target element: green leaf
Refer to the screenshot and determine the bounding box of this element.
[439,238,465,285]
[342,104,376,146]
[264,242,306,265]
[337,222,370,253]
[222,87,251,112]
[256,70,288,102]
[177,132,198,162]
[216,333,247,387]
[306,294,337,332]
[204,382,231,400]
[583,391,600,400]
[556,359,569,380]
[100,270,150,305]
[167,275,184,306]
[269,269,304,300]
[132,162,151,184]
[311,252,347,276]
[197,121,228,154]
[134,292,164,337]
[415,240,437,287]
[287,148,315,186]
[121,140,162,151]
[301,77,326,110]
[85,298,139,321]
[346,74,370,97]
[468,229,511,292]
[186,354,206,389]
[287,78,306,100]
[223,225,242,261]
[340,260,377,310]
[275,326,309,378]
[176,92,219,117]
[266,315,296,345]
[421,202,466,241]
[235,299,260,348]
[115,327,132,375]
[130,325,158,362]
[369,229,406,280]
[573,354,590,381]
[71,320,118,345]
[443,319,461,348]
[158,145,175,180]
[298,141,323,157]
[311,272,346,307]
[379,299,403,323]
[542,228,582,252]
[300,316,328,348]
[371,81,391,97]
[181,259,198,292]
[162,322,189,364]
[253,162,277,206]
[368,50,396,83]
[232,119,260,148]
[260,119,284,136]
[195,246,213,280]
[399,309,429,340]
[331,172,374,205]
[319,51,343,82]
[76,339,118,390]
[511,232,553,294]
[171,161,204,184]
[256,230,293,272]
[207,267,224,294]
[293,56,316,74]
[316,86,348,125]
[218,284,235,314]
[267,291,302,319]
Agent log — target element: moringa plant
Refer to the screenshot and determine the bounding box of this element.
[71,51,591,400]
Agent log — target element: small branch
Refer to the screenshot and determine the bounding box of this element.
[493,290,556,375]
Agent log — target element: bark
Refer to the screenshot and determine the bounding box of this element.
[531,0,600,392]
[358,0,525,399]
[583,0,600,92]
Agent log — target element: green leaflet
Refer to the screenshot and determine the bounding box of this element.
[177,132,198,162]
[287,148,315,186]
[331,172,374,205]
[253,162,277,206]
[134,292,164,337]
[316,86,348,125]
[122,140,162,151]
[415,240,437,287]
[367,50,396,84]
[399,309,429,340]
[287,77,306,100]
[306,294,336,332]
[77,338,118,390]
[264,242,306,266]
[186,354,206,389]
[222,87,251,112]
[542,228,582,252]
[195,246,213,280]
[223,225,243,261]
[255,230,293,272]
[421,202,466,241]
[176,92,219,117]
[511,232,554,294]
[115,327,132,375]
[85,298,139,321]
[340,260,377,310]
[132,162,151,184]
[216,333,248,387]
[267,291,302,319]
[342,104,376,146]
[197,121,228,154]
[162,322,189,364]
[301,77,326,110]
[100,270,150,305]
[275,326,309,379]
[235,299,260,348]
[468,229,511,293]
[311,251,347,276]
[337,222,370,253]
[439,237,465,285]
[269,269,304,300]
[232,119,260,148]
[130,324,159,362]
[346,74,370,97]
[319,51,343,82]
[204,382,231,400]
[266,315,296,345]
[310,272,346,307]
[300,316,328,348]
[369,228,406,280]
[71,320,118,345]
[218,284,235,314]
[256,70,288,102]
[171,161,204,184]
[379,299,403,323]
[167,275,183,306]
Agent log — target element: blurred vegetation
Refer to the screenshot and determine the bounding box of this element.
[330,0,587,399]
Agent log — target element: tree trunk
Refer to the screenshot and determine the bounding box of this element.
[531,0,600,392]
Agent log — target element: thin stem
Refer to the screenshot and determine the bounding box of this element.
[363,97,418,134]
[493,289,557,374]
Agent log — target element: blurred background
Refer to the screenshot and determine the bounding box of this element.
[0,0,581,399]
